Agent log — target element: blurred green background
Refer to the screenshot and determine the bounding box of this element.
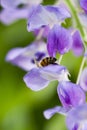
[0,0,82,130]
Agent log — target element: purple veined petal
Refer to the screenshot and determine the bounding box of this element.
[23,64,69,91]
[39,64,69,82]
[57,81,86,109]
[80,67,87,91]
[66,104,87,130]
[0,8,29,25]
[47,25,72,56]
[34,26,50,38]
[27,4,71,31]
[43,106,68,119]
[6,41,47,71]
[45,4,71,21]
[27,4,55,31]
[80,0,87,13]
[6,47,37,71]
[72,30,84,56]
[23,68,50,91]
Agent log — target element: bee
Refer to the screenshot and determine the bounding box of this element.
[35,57,57,67]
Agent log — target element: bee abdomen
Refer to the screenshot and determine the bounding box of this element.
[40,57,57,67]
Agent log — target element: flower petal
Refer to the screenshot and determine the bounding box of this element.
[80,0,87,13]
[23,64,68,91]
[23,68,50,91]
[39,64,69,82]
[1,0,43,8]
[57,81,86,109]
[80,67,87,91]
[27,5,52,31]
[24,65,66,91]
[0,8,29,25]
[34,26,50,38]
[6,41,47,71]
[27,4,71,31]
[47,25,72,56]
[45,4,71,21]
[43,106,67,119]
[66,104,87,130]
[1,0,21,8]
[72,30,84,56]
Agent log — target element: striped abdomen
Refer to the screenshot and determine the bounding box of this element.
[40,57,57,67]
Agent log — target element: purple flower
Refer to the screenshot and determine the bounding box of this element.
[80,67,87,91]
[0,8,29,25]
[34,26,50,38]
[27,4,71,31]
[72,30,84,56]
[6,41,47,71]
[43,81,86,120]
[58,81,86,109]
[44,106,68,119]
[1,0,21,8]
[0,0,43,24]
[80,0,87,13]
[47,25,72,56]
[1,0,43,9]
[23,64,69,91]
[66,103,87,130]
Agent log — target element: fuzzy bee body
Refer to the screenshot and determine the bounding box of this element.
[40,57,57,67]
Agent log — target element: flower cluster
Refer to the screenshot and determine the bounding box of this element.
[2,0,87,130]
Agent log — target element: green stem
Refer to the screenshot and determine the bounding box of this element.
[76,57,86,84]
[65,0,85,37]
[58,55,63,64]
[65,0,87,84]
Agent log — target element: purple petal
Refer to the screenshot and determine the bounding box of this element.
[72,30,84,56]
[34,26,50,38]
[57,81,86,109]
[45,4,71,20]
[47,25,72,56]
[27,4,71,31]
[39,64,69,82]
[80,0,87,13]
[43,106,68,119]
[0,8,29,25]
[23,68,50,91]
[6,41,47,71]
[1,0,21,8]
[27,5,51,31]
[78,13,87,31]
[66,104,87,130]
[1,0,43,8]
[23,64,68,91]
[80,67,87,91]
